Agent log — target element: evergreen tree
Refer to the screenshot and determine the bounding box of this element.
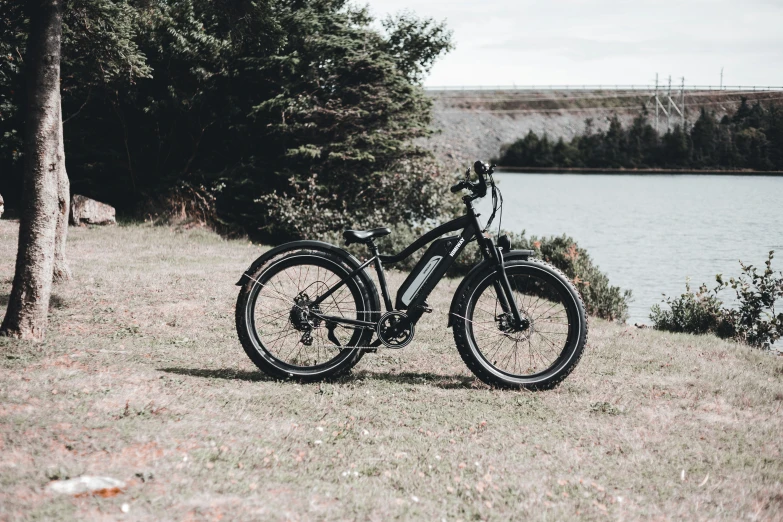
[0,0,454,239]
[603,115,626,168]
[691,109,718,167]
[498,99,782,173]
[764,104,783,169]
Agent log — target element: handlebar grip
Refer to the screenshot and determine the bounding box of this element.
[450,181,467,193]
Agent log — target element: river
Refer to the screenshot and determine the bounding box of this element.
[477,172,783,325]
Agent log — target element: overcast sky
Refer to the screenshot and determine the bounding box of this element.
[365,0,783,88]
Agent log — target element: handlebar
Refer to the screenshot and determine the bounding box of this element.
[451,161,494,198]
[450,180,468,193]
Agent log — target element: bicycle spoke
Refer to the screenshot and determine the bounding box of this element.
[250,259,362,369]
[466,270,572,378]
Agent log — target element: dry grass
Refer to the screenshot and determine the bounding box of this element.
[1,219,782,521]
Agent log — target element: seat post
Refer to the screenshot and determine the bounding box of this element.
[367,239,393,312]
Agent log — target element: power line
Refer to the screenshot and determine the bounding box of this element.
[435,95,783,114]
[430,90,783,103]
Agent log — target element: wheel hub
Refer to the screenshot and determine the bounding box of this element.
[289,293,322,334]
[496,312,530,332]
[496,312,532,341]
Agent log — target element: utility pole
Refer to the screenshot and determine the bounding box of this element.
[720,67,724,90]
[680,77,685,127]
[654,73,659,133]
[666,75,672,130]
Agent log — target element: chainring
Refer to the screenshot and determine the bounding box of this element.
[376,311,414,348]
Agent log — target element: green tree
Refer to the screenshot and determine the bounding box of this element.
[497,99,781,173]
[1,0,453,239]
[735,127,772,170]
[497,130,540,167]
[602,115,626,168]
[764,104,783,169]
[660,124,692,167]
[691,108,718,167]
[552,137,581,167]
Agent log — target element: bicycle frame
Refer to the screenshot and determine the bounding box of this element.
[309,196,525,330]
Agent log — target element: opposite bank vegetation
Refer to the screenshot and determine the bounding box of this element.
[496,99,783,173]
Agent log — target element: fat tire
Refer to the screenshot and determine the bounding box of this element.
[236,251,374,382]
[452,258,588,390]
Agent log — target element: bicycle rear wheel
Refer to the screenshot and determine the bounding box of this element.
[236,252,374,381]
[452,259,588,390]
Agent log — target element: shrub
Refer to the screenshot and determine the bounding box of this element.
[514,233,631,322]
[650,251,783,349]
[649,280,735,337]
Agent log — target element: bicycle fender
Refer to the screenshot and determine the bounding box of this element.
[235,240,382,323]
[446,249,535,328]
[236,240,365,286]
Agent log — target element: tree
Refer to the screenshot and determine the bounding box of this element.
[603,115,626,168]
[1,0,65,340]
[0,0,451,239]
[660,124,691,167]
[53,165,71,282]
[626,111,658,168]
[691,108,718,167]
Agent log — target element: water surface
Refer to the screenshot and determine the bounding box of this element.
[477,172,783,324]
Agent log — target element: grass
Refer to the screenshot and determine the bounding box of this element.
[1,219,782,520]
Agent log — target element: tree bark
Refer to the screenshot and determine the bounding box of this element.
[53,164,72,283]
[0,0,65,340]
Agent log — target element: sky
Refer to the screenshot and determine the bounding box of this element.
[364,0,783,88]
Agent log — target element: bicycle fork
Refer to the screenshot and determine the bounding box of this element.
[489,245,530,331]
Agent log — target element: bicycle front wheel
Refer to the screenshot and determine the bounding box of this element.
[452,259,588,390]
[236,252,374,381]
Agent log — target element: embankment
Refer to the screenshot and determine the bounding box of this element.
[423,88,783,167]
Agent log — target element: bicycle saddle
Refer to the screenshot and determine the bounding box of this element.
[343,227,391,245]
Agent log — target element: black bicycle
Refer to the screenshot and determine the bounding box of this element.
[235,161,587,389]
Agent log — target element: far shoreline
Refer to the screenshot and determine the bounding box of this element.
[496,166,783,176]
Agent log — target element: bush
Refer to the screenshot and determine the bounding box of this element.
[515,233,631,322]
[319,227,631,322]
[650,251,783,349]
[649,280,735,337]
[260,157,458,241]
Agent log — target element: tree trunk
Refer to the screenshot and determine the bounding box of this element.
[0,0,65,340]
[53,164,72,283]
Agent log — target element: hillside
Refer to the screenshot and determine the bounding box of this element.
[424,89,783,166]
[1,220,782,519]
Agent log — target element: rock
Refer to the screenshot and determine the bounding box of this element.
[70,195,116,226]
[47,475,126,495]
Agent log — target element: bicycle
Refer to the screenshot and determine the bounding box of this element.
[235,161,587,389]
